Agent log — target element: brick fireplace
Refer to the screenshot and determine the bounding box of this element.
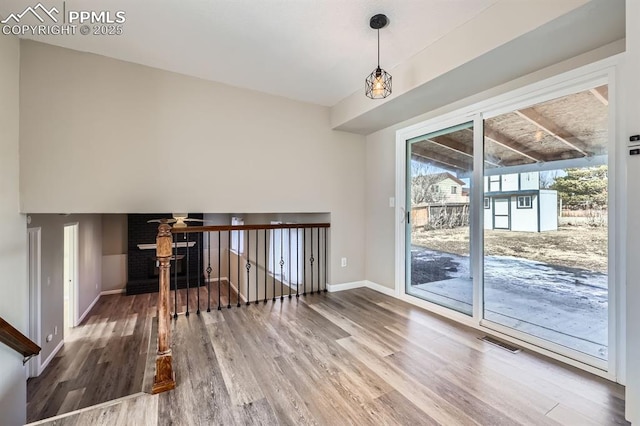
[126,213,204,295]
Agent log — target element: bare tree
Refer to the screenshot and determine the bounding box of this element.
[411,161,448,205]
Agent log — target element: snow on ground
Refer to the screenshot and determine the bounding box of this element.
[410,246,608,359]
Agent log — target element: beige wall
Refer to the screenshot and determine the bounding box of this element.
[102,214,127,255]
[27,214,103,364]
[101,214,127,293]
[19,41,366,286]
[0,35,28,426]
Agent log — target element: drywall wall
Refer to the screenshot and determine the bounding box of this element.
[102,214,127,255]
[102,214,127,293]
[364,42,623,291]
[624,0,639,422]
[0,34,28,426]
[27,214,102,364]
[19,41,366,286]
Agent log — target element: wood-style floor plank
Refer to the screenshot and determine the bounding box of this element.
[29,287,630,426]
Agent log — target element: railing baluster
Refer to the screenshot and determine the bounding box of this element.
[206,232,212,312]
[264,229,267,304]
[255,229,259,305]
[227,230,232,309]
[288,228,292,299]
[246,229,251,306]
[272,228,276,302]
[324,227,328,292]
[296,227,300,298]
[237,229,241,308]
[173,233,178,319]
[280,227,284,301]
[217,231,221,311]
[185,232,190,317]
[197,232,201,314]
[316,227,320,294]
[310,227,315,295]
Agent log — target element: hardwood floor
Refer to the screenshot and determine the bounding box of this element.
[29,287,629,425]
[27,282,238,423]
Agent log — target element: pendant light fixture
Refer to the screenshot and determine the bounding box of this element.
[365,14,392,99]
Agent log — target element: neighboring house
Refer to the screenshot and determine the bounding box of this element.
[427,172,470,204]
[483,172,558,232]
[412,172,469,228]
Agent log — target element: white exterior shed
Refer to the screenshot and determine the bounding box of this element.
[483,172,558,232]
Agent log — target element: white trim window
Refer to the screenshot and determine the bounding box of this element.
[517,195,532,209]
[269,222,302,284]
[231,217,244,253]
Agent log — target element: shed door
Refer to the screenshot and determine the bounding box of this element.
[493,197,510,230]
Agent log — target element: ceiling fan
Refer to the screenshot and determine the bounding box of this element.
[147,213,204,228]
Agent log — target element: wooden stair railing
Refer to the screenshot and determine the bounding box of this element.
[152,223,176,394]
[0,316,40,363]
[151,221,330,394]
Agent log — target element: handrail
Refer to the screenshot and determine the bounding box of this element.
[171,222,330,234]
[0,316,41,363]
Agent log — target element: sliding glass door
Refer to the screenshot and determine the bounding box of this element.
[406,122,474,315]
[403,79,612,367]
[482,86,609,360]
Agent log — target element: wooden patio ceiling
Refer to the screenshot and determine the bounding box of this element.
[411,85,608,173]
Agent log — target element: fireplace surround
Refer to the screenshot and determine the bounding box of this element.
[126,213,204,295]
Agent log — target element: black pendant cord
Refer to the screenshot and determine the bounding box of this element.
[377,29,380,69]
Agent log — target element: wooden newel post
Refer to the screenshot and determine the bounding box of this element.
[152,223,176,394]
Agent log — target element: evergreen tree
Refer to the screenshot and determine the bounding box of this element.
[550,166,607,209]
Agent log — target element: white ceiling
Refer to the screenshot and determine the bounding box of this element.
[0,0,499,106]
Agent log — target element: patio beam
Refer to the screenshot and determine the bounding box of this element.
[590,85,608,106]
[482,127,546,163]
[515,108,590,156]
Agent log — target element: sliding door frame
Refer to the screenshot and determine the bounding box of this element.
[395,54,623,382]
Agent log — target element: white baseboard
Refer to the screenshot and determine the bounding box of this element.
[326,280,396,297]
[364,280,397,297]
[228,281,247,303]
[100,288,125,296]
[326,281,366,292]
[38,339,64,376]
[76,293,100,326]
[205,277,229,283]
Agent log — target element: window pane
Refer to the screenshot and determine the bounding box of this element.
[483,85,608,360]
[407,122,473,315]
